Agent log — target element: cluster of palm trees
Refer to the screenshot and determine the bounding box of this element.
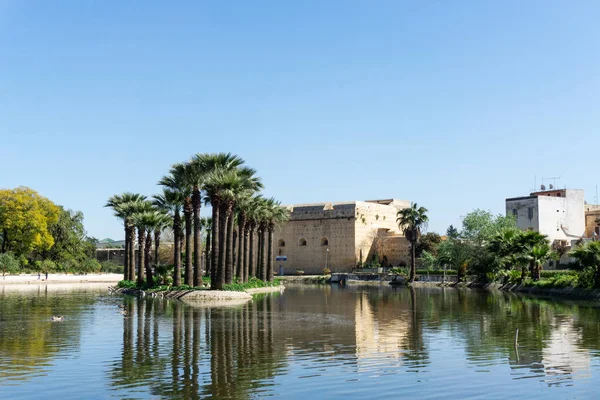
[105,153,289,290]
[488,229,554,281]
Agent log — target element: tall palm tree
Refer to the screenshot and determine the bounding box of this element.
[153,188,185,286]
[166,163,195,286]
[105,193,146,281]
[130,203,156,287]
[265,199,289,282]
[186,158,208,287]
[245,196,264,280]
[397,203,429,282]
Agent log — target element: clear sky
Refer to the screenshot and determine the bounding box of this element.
[1,1,599,240]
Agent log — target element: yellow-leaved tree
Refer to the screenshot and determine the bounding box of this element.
[0,187,60,256]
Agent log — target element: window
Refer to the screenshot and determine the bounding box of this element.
[528,207,534,220]
[299,238,307,246]
[556,193,561,197]
[512,209,518,218]
[278,239,285,247]
[321,237,329,246]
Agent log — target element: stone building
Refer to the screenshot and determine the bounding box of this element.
[273,199,411,275]
[505,188,585,244]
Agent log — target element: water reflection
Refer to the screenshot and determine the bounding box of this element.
[3,285,600,398]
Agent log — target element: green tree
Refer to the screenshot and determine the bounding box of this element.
[0,187,60,256]
[397,203,429,282]
[415,232,442,257]
[37,207,96,269]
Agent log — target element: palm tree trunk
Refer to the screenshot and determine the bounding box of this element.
[243,226,250,283]
[184,198,193,286]
[216,203,228,290]
[249,226,256,278]
[145,229,153,287]
[128,226,136,283]
[154,228,160,267]
[210,202,219,289]
[409,241,416,282]
[137,227,145,287]
[205,230,211,277]
[236,219,245,282]
[233,230,237,278]
[225,202,235,284]
[267,227,274,282]
[244,224,254,282]
[192,187,202,287]
[261,229,267,281]
[123,223,129,281]
[173,211,182,287]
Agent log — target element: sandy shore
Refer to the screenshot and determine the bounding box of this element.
[0,273,123,285]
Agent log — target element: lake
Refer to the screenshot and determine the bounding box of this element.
[1,283,600,399]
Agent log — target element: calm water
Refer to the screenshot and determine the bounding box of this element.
[2,284,600,399]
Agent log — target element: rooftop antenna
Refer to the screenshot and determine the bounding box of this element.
[542,176,561,190]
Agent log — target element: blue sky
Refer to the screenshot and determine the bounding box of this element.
[1,1,599,240]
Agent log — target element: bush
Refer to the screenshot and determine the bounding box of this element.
[79,259,102,273]
[0,252,20,276]
[322,267,331,275]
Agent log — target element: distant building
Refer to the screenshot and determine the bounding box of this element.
[273,199,411,275]
[584,204,600,239]
[505,189,585,244]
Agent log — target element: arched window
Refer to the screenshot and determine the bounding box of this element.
[278,239,286,247]
[321,237,329,246]
[299,238,307,246]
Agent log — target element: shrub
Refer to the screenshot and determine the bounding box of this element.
[322,267,331,275]
[117,280,137,289]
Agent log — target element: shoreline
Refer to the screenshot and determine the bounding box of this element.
[0,273,123,285]
[111,284,285,306]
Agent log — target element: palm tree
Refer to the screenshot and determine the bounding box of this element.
[105,193,146,281]
[166,163,195,286]
[130,203,156,287]
[570,241,600,287]
[153,188,185,286]
[265,199,289,282]
[186,158,208,287]
[397,203,429,282]
[526,243,554,281]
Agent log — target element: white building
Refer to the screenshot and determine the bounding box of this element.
[505,188,585,244]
